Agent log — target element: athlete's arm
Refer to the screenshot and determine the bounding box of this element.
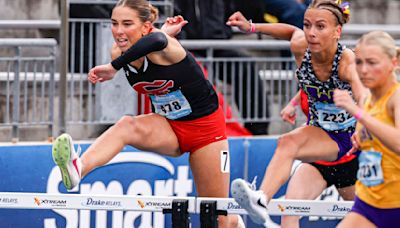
[357,89,400,155]
[281,90,301,125]
[110,42,121,61]
[160,15,188,38]
[111,32,168,70]
[339,49,368,105]
[226,11,307,65]
[334,88,400,155]
[227,11,299,40]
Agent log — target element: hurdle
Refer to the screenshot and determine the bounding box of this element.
[0,192,195,228]
[0,192,354,227]
[196,197,353,227]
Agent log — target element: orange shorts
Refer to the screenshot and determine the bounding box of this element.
[167,106,227,153]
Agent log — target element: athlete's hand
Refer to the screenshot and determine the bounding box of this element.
[333,89,358,115]
[161,15,188,37]
[226,11,251,33]
[347,131,361,155]
[280,103,297,125]
[88,63,117,84]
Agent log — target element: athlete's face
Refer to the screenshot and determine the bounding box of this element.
[355,44,397,89]
[111,6,151,52]
[303,9,341,53]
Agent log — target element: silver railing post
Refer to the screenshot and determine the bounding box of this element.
[11,47,21,143]
[59,0,69,136]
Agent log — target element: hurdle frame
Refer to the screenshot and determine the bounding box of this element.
[0,192,354,227]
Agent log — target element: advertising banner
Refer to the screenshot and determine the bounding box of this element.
[0,138,344,227]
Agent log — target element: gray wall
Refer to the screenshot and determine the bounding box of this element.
[0,0,399,40]
[351,0,400,24]
[0,0,58,38]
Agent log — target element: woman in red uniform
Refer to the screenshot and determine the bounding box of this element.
[52,1,242,226]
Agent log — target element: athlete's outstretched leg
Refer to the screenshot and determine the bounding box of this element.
[260,126,338,201]
[231,125,339,224]
[53,113,180,190]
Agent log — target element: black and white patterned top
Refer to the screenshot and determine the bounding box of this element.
[296,43,355,133]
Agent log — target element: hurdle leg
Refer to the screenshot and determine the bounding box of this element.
[200,200,228,228]
[163,199,190,228]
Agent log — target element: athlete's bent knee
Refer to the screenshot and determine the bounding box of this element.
[277,133,299,157]
[114,116,152,141]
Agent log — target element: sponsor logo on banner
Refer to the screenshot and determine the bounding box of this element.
[137,200,145,208]
[309,186,345,222]
[226,202,242,210]
[328,204,351,214]
[81,197,122,208]
[0,197,18,205]
[277,204,311,214]
[138,200,171,209]
[34,197,67,207]
[0,139,347,227]
[45,152,193,228]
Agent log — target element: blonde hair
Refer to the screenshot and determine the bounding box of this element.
[308,0,350,25]
[358,31,400,75]
[358,31,398,59]
[115,0,159,23]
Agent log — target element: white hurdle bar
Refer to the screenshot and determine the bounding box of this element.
[0,192,196,212]
[0,192,353,217]
[196,197,353,217]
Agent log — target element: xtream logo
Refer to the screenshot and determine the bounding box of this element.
[34,197,67,207]
[44,152,193,228]
[139,201,172,209]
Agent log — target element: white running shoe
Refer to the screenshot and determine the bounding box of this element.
[231,178,268,225]
[52,133,82,191]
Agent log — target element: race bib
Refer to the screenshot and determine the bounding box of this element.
[150,90,192,120]
[357,150,384,187]
[315,102,356,131]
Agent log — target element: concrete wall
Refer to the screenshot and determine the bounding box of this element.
[0,0,399,25]
[351,0,400,24]
[0,0,58,38]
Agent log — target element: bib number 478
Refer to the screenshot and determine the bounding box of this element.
[160,101,182,114]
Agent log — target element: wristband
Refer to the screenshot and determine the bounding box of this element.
[290,99,299,107]
[354,109,364,120]
[247,20,256,33]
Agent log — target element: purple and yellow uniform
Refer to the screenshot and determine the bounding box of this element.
[351,83,400,227]
[297,43,356,160]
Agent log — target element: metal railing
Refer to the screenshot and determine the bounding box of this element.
[2,21,400,35]
[0,39,57,142]
[56,34,400,136]
[2,16,400,139]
